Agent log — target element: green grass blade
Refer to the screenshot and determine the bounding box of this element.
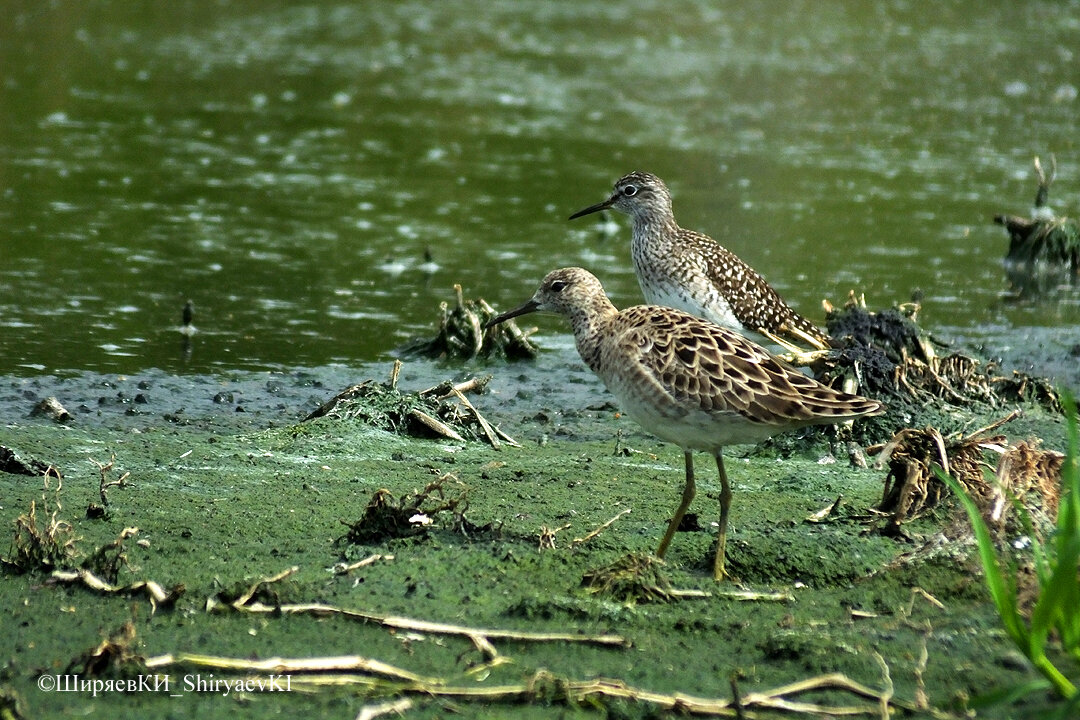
[1028,531,1078,642]
[1053,392,1080,657]
[1011,491,1051,585]
[937,467,1028,647]
[967,678,1052,709]
[938,390,1080,702]
[1059,689,1080,719]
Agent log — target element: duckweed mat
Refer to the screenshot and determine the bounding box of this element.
[0,358,1075,719]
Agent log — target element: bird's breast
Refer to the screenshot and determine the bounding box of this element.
[639,277,743,335]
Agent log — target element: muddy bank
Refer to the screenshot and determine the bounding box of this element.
[0,339,1075,719]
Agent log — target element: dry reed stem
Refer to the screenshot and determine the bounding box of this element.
[572,508,632,547]
[214,566,629,648]
[50,568,182,612]
[143,652,435,685]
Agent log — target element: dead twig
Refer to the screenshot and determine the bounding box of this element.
[905,587,946,615]
[422,376,488,398]
[307,668,924,716]
[805,496,843,524]
[88,455,131,518]
[538,523,571,551]
[388,359,402,390]
[330,554,387,576]
[232,565,298,607]
[50,568,183,613]
[572,508,632,548]
[130,657,930,717]
[144,652,435,685]
[873,652,893,720]
[211,567,628,648]
[92,455,131,505]
[356,698,414,720]
[407,409,465,442]
[214,598,629,648]
[914,630,931,711]
[454,388,497,447]
[712,588,795,603]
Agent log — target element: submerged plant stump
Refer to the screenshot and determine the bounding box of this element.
[402,283,539,361]
[994,155,1080,296]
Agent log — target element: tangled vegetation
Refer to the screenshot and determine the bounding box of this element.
[305,361,517,448]
[816,291,1060,436]
[994,155,1080,297]
[401,283,539,361]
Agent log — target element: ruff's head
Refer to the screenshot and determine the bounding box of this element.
[485,267,611,328]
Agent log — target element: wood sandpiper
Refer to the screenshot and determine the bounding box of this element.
[487,267,883,580]
[570,171,831,356]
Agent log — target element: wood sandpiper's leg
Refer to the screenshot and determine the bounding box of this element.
[656,451,696,558]
[713,451,733,581]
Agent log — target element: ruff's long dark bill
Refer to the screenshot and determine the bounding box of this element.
[485,299,540,329]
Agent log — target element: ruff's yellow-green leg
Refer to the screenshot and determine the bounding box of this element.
[656,451,696,559]
[713,453,733,582]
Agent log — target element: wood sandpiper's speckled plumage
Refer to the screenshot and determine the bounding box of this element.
[570,171,832,353]
[486,267,883,580]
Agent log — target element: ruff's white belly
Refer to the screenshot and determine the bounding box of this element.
[610,382,790,452]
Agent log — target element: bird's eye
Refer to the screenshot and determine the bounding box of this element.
[622,184,638,197]
[550,280,568,293]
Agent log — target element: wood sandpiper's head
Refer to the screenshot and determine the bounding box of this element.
[569,171,673,224]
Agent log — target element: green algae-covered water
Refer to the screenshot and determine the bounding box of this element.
[2,2,1080,718]
[2,0,1078,376]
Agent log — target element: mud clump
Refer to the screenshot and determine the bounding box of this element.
[341,474,492,545]
[305,361,517,448]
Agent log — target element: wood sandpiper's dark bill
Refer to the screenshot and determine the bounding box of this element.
[570,172,831,356]
[487,267,883,580]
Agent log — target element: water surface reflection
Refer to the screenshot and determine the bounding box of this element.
[1,1,1077,374]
